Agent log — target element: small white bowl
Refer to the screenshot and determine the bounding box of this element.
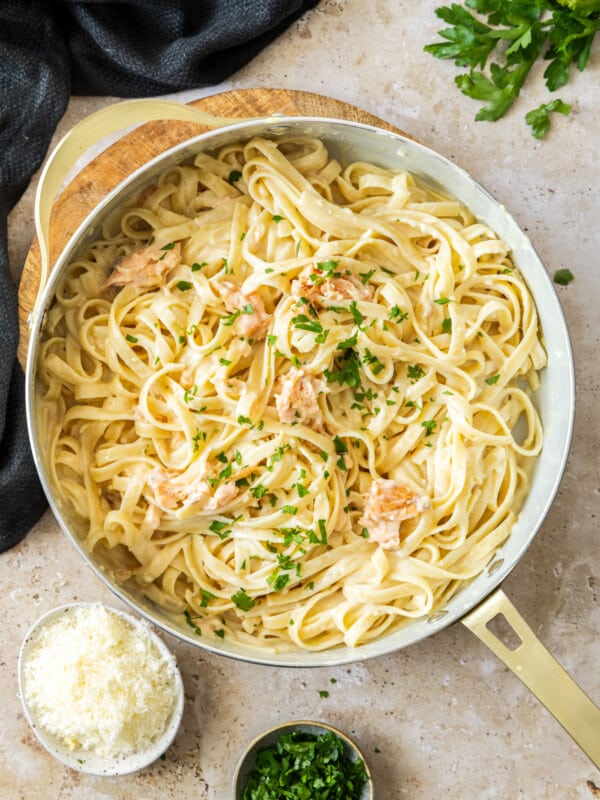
[233,720,374,799]
[18,602,185,776]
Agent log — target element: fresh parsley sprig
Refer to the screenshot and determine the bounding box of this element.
[424,0,600,137]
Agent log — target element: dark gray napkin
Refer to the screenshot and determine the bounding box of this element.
[0,0,318,552]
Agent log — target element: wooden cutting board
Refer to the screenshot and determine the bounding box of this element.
[17,88,411,368]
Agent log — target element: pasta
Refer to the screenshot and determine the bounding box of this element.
[36,135,546,653]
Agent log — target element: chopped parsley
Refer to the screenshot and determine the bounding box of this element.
[389,305,409,322]
[553,268,574,286]
[231,588,255,611]
[209,519,232,538]
[240,729,369,800]
[199,588,216,607]
[333,435,348,454]
[407,364,426,382]
[359,268,376,284]
[421,419,438,436]
[292,314,324,334]
[362,348,385,374]
[176,280,193,291]
[267,572,290,591]
[228,170,242,184]
[348,301,365,326]
[336,329,359,350]
[485,374,500,385]
[184,609,202,635]
[324,350,362,389]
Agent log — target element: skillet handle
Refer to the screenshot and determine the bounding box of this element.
[31,98,249,322]
[461,588,600,768]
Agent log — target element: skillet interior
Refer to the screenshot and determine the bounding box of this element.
[25,117,575,666]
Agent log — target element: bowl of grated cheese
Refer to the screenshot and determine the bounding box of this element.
[17,602,185,775]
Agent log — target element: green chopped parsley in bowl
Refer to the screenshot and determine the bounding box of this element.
[233,720,373,800]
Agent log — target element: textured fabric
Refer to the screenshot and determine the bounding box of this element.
[0,0,318,552]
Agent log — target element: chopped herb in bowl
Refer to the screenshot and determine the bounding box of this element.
[234,722,372,800]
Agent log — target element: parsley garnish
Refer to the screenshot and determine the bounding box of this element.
[424,0,599,137]
[125,334,138,343]
[199,588,216,607]
[421,419,438,436]
[209,519,231,538]
[389,305,408,322]
[292,314,324,335]
[526,98,571,138]
[324,351,362,389]
[231,588,255,611]
[267,572,290,591]
[333,435,348,454]
[485,374,500,385]
[359,268,376,284]
[336,329,359,350]
[363,348,385,374]
[348,300,365,326]
[184,609,202,635]
[228,170,242,184]
[407,364,426,382]
[554,268,575,285]
[240,730,368,800]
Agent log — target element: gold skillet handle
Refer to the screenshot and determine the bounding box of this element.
[462,588,600,768]
[31,98,249,322]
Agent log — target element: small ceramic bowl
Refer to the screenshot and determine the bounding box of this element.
[18,602,185,776]
[233,720,374,799]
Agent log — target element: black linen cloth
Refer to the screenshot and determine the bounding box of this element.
[0,0,319,552]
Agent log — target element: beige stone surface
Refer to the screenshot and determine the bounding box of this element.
[2,1,599,798]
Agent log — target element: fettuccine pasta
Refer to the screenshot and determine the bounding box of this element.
[36,135,545,652]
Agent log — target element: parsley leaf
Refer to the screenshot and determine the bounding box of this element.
[231,588,255,611]
[553,267,575,285]
[525,98,571,138]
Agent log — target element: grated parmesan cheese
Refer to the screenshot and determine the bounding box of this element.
[22,604,180,758]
